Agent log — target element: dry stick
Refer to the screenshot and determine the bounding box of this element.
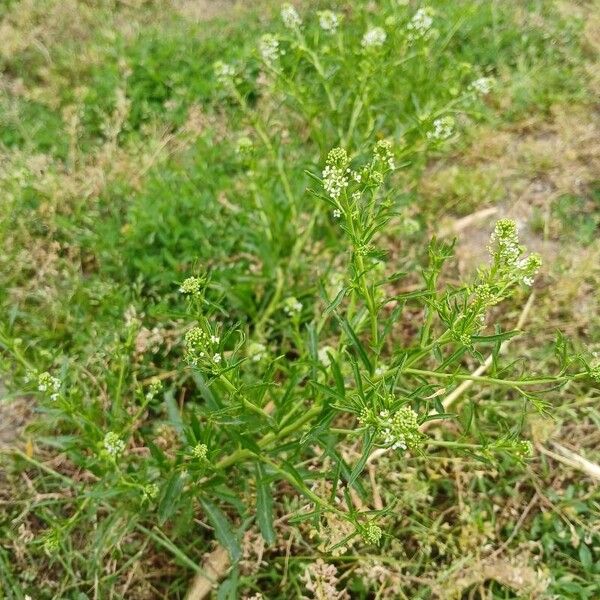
[536,442,600,482]
[185,545,230,600]
[438,206,499,238]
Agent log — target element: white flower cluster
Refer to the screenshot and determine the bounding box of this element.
[373,139,395,170]
[470,76,494,95]
[281,3,301,29]
[427,115,455,141]
[317,345,334,367]
[213,61,235,85]
[179,276,204,296]
[38,372,61,401]
[362,26,387,48]
[318,10,339,33]
[488,218,520,267]
[184,326,221,366]
[488,219,541,285]
[322,147,349,200]
[259,34,281,65]
[283,296,303,316]
[407,7,434,40]
[103,432,125,457]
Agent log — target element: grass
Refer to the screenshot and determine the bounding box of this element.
[1,1,599,598]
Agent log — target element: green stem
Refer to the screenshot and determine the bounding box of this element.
[404,368,586,387]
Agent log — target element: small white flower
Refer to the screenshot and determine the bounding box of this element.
[374,365,386,377]
[283,297,303,316]
[259,34,281,64]
[332,208,341,219]
[322,165,348,200]
[213,353,222,364]
[210,335,220,344]
[281,3,301,29]
[318,10,339,33]
[427,115,455,141]
[362,27,387,49]
[318,346,334,367]
[470,76,494,95]
[38,372,61,400]
[248,341,267,362]
[213,61,235,85]
[407,7,434,40]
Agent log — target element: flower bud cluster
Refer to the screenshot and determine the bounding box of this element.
[191,442,208,460]
[179,276,205,296]
[359,404,423,451]
[361,522,383,545]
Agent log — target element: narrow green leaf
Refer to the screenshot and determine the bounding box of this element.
[471,330,520,344]
[158,472,185,524]
[578,543,592,571]
[339,318,372,373]
[348,430,375,488]
[164,390,185,441]
[329,356,346,399]
[324,287,347,316]
[199,498,241,562]
[255,465,276,545]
